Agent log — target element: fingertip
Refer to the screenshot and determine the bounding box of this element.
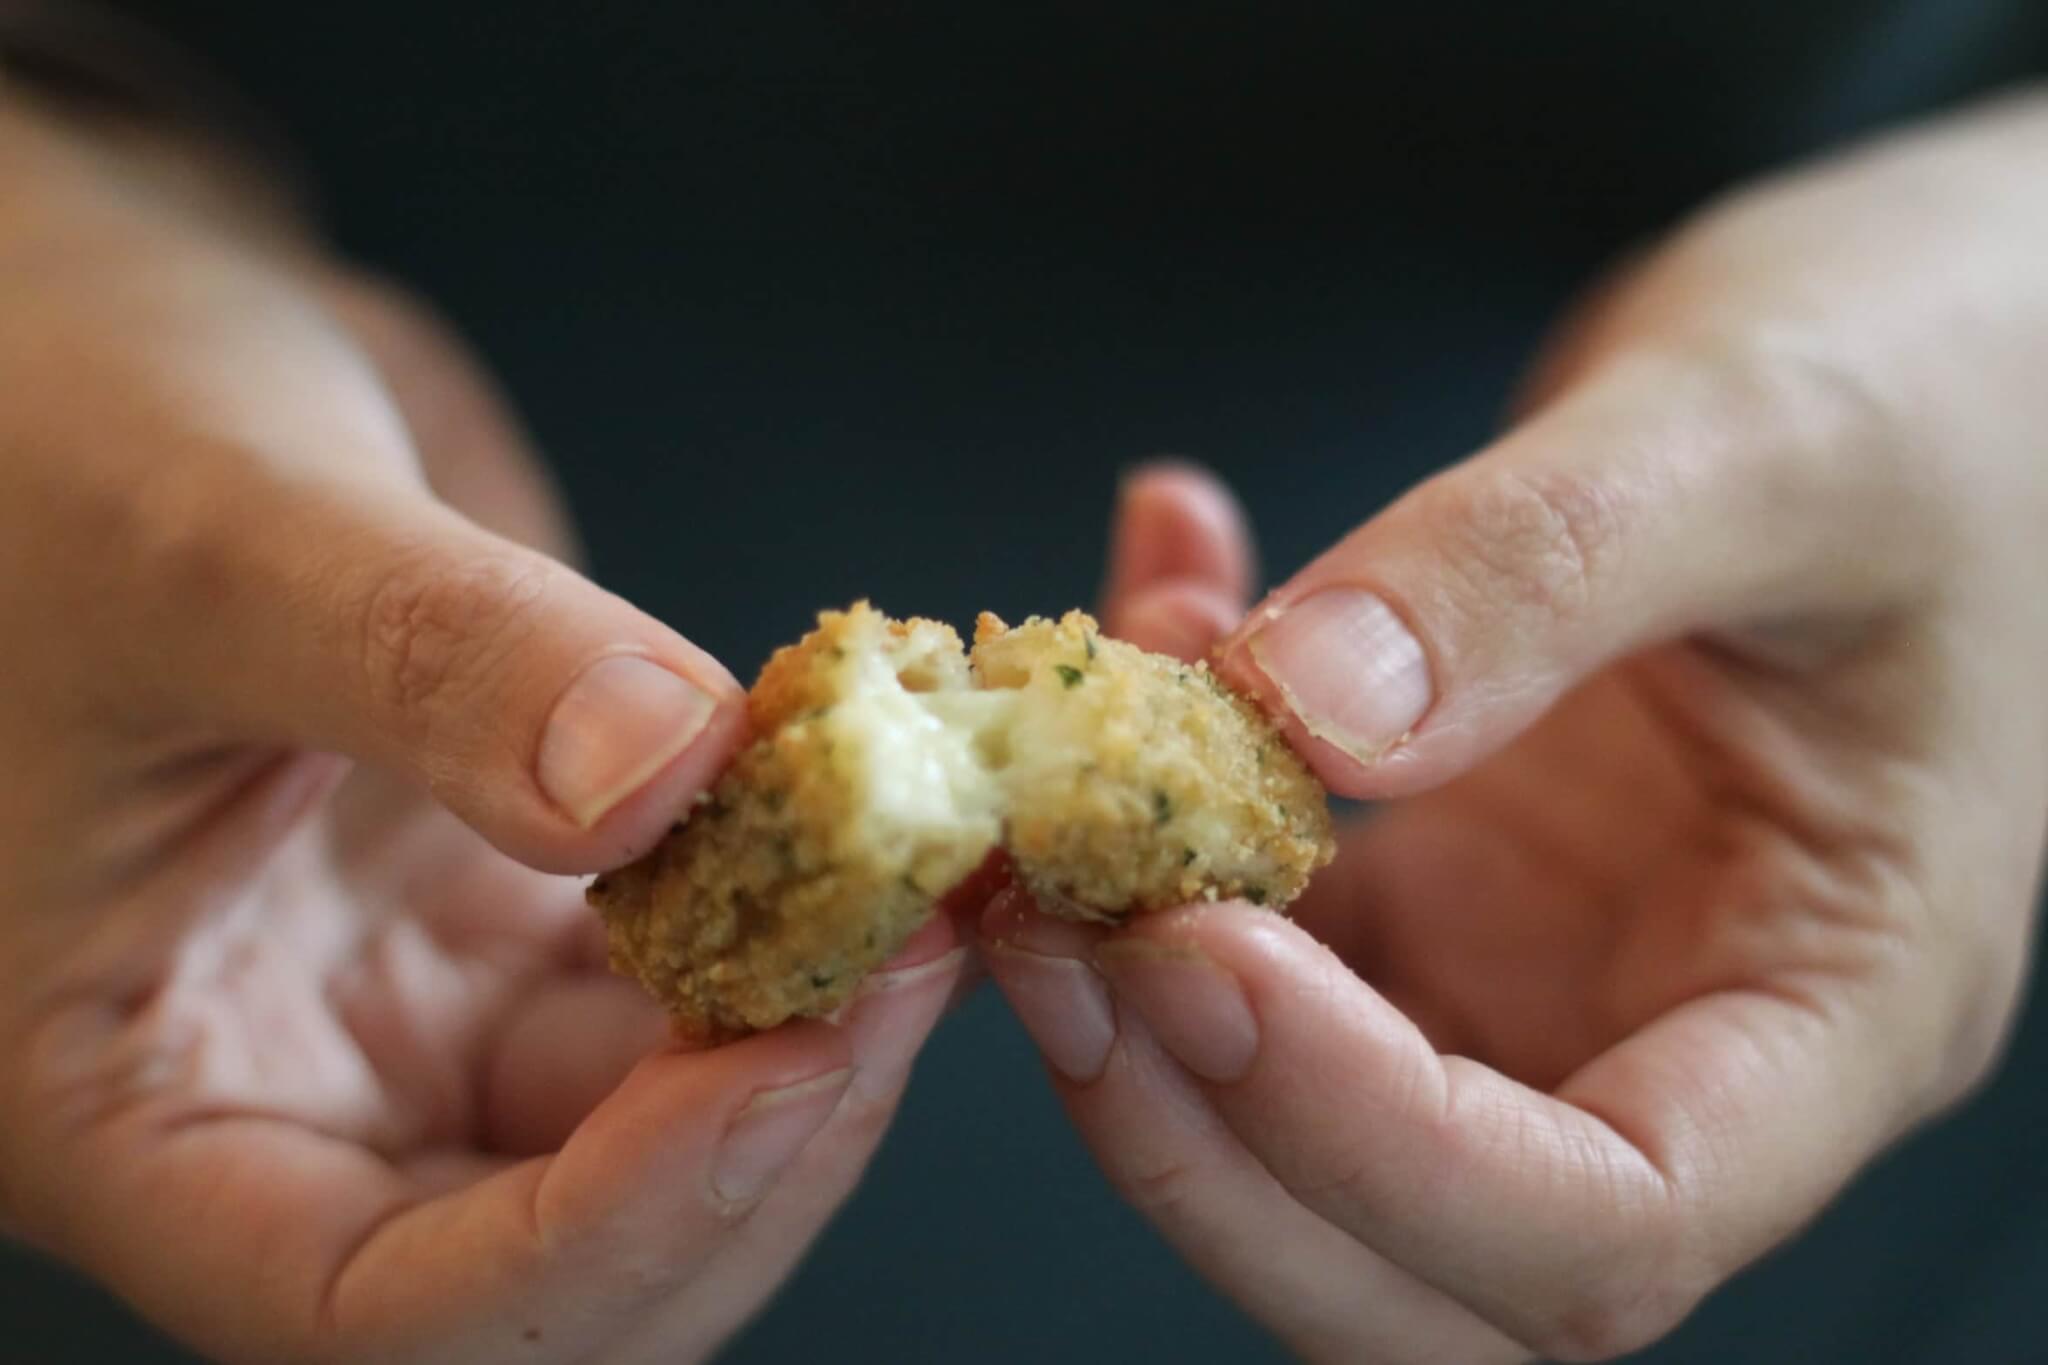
[604,1020,853,1143]
[264,498,757,877]
[535,638,746,822]
[875,908,960,973]
[1108,580,1243,662]
[542,1020,854,1242]
[1127,897,1358,992]
[980,889,1118,1085]
[976,883,1032,943]
[842,942,968,1102]
[1101,904,1454,1171]
[1107,459,1256,610]
[977,885,1105,958]
[559,686,750,868]
[707,1065,856,1210]
[1214,626,1450,801]
[1118,458,1233,512]
[935,847,1013,920]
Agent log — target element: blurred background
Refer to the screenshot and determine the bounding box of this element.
[2,2,2044,1359]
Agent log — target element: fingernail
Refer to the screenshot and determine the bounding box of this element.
[980,889,1114,1083]
[979,885,1097,957]
[709,1068,851,1207]
[1095,940,1257,1082]
[538,655,718,828]
[844,947,966,1100]
[1242,589,1431,765]
[986,943,1116,1083]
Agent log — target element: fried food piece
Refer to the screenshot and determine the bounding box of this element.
[590,604,1004,1041]
[971,610,1333,917]
[591,602,1333,1039]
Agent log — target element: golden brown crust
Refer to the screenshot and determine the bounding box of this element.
[590,603,986,1041]
[750,604,968,731]
[591,602,1335,1039]
[972,610,1334,917]
[590,730,934,1044]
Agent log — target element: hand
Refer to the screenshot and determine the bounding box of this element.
[979,92,2048,1361]
[0,102,963,1363]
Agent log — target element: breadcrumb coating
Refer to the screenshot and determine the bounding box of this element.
[591,601,1333,1038]
[971,609,1332,917]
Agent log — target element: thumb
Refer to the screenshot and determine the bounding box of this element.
[179,483,746,872]
[1217,348,1943,797]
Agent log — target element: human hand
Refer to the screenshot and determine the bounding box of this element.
[0,101,963,1363]
[979,92,2048,1361]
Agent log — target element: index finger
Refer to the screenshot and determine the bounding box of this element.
[1092,903,1908,1362]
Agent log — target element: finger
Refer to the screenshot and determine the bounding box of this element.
[482,899,971,1157]
[331,1023,861,1365]
[1506,246,1653,422]
[162,484,746,873]
[73,920,955,1365]
[929,848,1013,1016]
[16,1009,841,1365]
[596,921,966,1364]
[1101,461,1256,629]
[977,889,1522,1364]
[348,918,961,1365]
[314,269,581,562]
[1214,349,1949,797]
[1091,902,1913,1361]
[1112,580,1245,664]
[481,972,670,1156]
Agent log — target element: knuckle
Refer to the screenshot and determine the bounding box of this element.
[1716,332,1910,486]
[1281,1149,1382,1219]
[357,547,555,727]
[1440,465,1632,627]
[1110,1152,1210,1222]
[1689,330,1957,569]
[113,445,264,606]
[1523,1226,1702,1362]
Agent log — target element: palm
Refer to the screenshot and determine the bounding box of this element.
[1,275,742,1359]
[10,749,671,1356]
[1298,643,1889,1093]
[146,759,639,1165]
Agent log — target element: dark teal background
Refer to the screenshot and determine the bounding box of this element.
[3,3,2045,1360]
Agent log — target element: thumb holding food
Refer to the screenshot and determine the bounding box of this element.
[159,478,747,874]
[1213,349,1938,797]
[2,188,748,877]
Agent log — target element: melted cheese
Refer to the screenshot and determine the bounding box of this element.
[830,646,1008,834]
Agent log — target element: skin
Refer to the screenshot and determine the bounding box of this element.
[4,57,2045,1365]
[981,90,2048,1361]
[0,98,965,1363]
